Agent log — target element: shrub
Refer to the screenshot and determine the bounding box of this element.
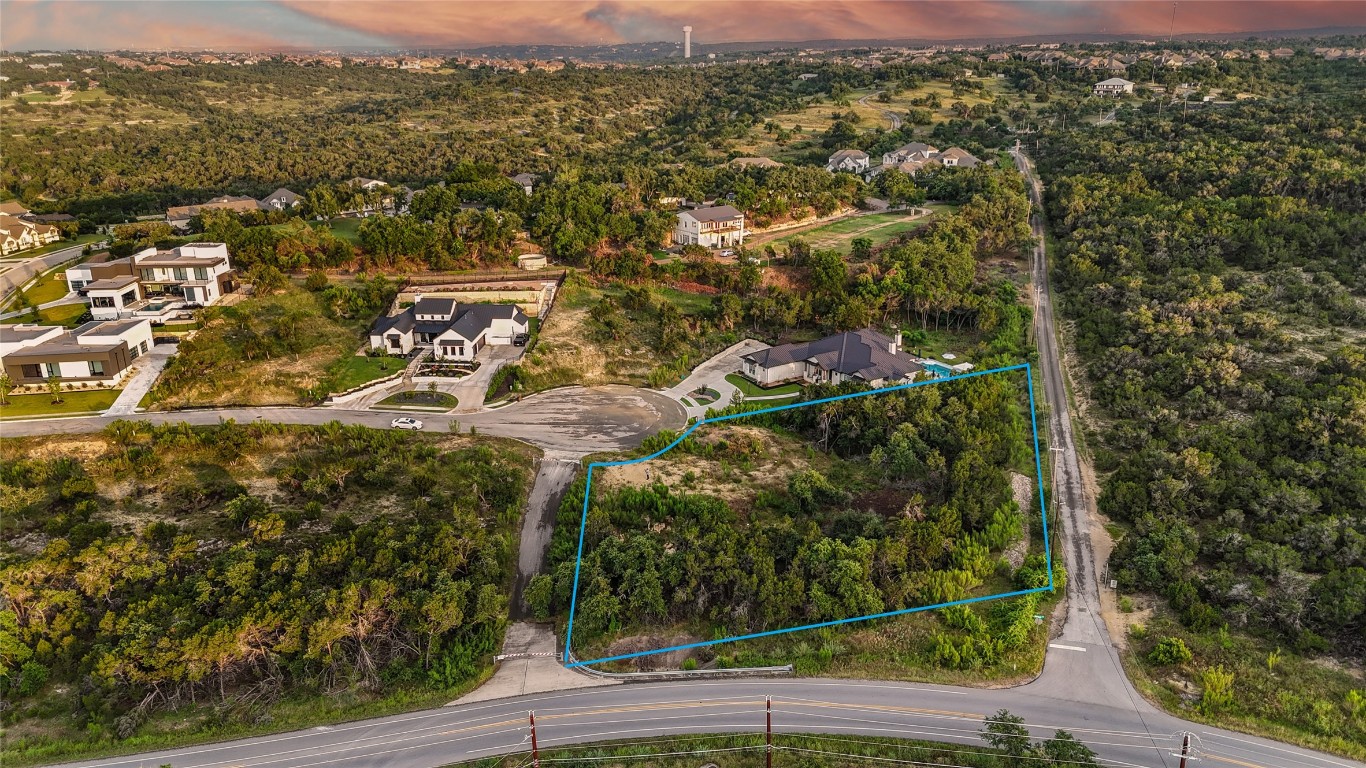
[681,658,698,671]
[1200,665,1235,713]
[1148,637,1192,666]
[1118,596,1134,613]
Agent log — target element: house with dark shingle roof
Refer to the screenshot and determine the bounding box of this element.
[369,297,529,361]
[739,328,924,389]
[260,187,301,210]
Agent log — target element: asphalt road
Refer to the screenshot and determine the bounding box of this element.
[1,385,687,457]
[53,679,1360,768]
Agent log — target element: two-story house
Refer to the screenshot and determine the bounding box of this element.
[881,142,939,167]
[1093,77,1135,96]
[67,242,237,320]
[826,149,870,173]
[673,205,746,249]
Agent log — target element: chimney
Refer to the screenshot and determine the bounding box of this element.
[683,26,693,59]
[889,327,901,355]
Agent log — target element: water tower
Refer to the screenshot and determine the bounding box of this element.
[683,26,692,58]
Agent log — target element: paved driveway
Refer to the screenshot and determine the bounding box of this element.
[104,343,176,416]
[664,338,770,419]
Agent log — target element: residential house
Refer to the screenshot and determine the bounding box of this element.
[673,205,746,249]
[130,242,236,307]
[1271,47,1295,58]
[797,73,819,80]
[882,142,939,166]
[826,149,870,173]
[738,329,924,389]
[1093,77,1135,96]
[83,276,142,321]
[1,318,154,386]
[0,213,60,255]
[166,195,262,230]
[68,242,236,320]
[348,177,389,191]
[259,187,301,210]
[936,147,980,168]
[368,297,529,361]
[511,173,537,196]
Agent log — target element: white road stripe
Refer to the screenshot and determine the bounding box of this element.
[1048,643,1088,652]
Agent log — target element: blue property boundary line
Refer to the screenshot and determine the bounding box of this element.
[564,362,1051,668]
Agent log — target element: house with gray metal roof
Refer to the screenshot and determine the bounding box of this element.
[739,328,924,389]
[369,298,529,361]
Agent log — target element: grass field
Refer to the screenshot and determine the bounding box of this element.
[732,80,1017,159]
[0,301,89,328]
[765,205,953,254]
[326,354,399,393]
[0,389,118,419]
[324,217,363,243]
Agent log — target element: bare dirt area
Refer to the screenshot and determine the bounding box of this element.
[1004,471,1032,570]
[520,303,650,387]
[596,424,823,512]
[603,632,701,670]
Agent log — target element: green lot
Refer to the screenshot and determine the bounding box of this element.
[766,205,954,254]
[0,389,118,419]
[724,373,802,397]
[326,355,399,393]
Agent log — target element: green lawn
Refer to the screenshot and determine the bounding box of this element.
[376,391,457,408]
[18,266,75,305]
[326,355,399,393]
[724,373,802,397]
[155,321,200,333]
[766,207,953,254]
[323,218,363,243]
[1,302,88,328]
[0,389,119,419]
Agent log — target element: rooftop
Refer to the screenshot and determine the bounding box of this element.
[681,204,744,223]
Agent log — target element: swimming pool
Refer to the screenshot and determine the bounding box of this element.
[922,360,954,378]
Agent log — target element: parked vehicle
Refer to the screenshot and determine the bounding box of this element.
[390,417,424,430]
[513,333,531,346]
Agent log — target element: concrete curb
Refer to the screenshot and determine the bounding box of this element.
[565,652,793,681]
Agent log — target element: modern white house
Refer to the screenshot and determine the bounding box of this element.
[1,318,153,387]
[826,149,870,173]
[673,205,746,249]
[369,297,529,362]
[68,242,237,320]
[1093,77,1135,95]
[739,328,924,389]
[84,276,142,321]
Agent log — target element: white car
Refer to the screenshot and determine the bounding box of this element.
[390,417,424,430]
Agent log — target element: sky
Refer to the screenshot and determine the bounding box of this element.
[2,0,1364,52]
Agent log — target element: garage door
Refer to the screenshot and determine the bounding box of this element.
[489,335,512,344]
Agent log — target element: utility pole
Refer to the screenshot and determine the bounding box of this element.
[1169,2,1178,43]
[1178,732,1191,768]
[529,710,540,768]
[766,696,773,768]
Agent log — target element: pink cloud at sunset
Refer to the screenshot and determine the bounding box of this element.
[2,0,1364,51]
[282,1,1366,47]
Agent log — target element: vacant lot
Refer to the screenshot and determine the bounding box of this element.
[146,285,390,407]
[763,207,949,254]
